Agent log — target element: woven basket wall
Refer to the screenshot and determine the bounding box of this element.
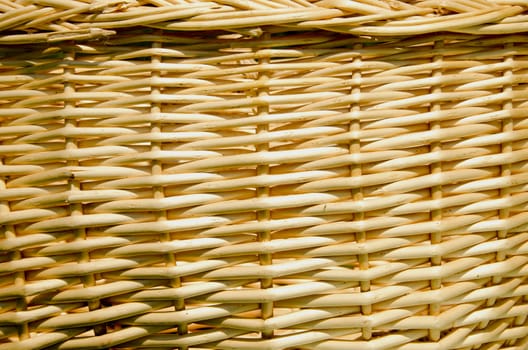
[2,0,528,349]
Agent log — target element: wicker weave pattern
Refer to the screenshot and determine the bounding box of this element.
[2,0,528,349]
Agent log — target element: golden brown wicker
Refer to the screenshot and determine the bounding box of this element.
[2,0,528,349]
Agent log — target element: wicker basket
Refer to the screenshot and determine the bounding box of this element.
[2,0,528,349]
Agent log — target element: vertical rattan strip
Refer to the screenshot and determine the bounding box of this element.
[0,46,27,349]
[149,33,190,346]
[0,164,28,342]
[429,39,444,342]
[349,42,372,341]
[256,34,274,340]
[490,41,515,347]
[64,47,108,337]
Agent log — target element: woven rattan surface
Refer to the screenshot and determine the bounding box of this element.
[2,0,528,349]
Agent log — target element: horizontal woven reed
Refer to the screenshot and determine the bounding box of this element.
[2,0,528,349]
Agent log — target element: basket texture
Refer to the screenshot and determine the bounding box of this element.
[3,0,528,349]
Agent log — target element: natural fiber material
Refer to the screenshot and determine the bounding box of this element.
[2,0,528,349]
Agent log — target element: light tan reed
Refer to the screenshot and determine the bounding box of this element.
[1,0,528,349]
